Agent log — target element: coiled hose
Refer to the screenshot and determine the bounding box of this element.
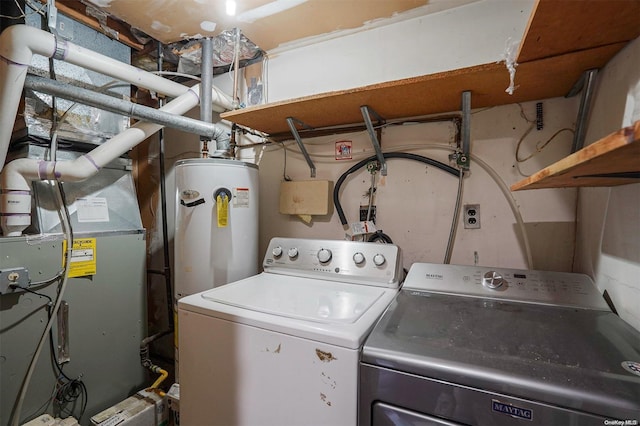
[333,152,460,226]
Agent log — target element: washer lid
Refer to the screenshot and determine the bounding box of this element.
[200,273,384,324]
[178,272,399,349]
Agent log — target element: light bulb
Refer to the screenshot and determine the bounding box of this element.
[226,0,237,16]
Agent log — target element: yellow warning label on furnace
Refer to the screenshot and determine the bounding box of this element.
[62,238,97,277]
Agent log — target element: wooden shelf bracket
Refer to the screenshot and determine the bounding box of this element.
[286,117,316,177]
[360,105,387,176]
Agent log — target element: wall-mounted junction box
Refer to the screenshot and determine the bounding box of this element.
[464,204,481,229]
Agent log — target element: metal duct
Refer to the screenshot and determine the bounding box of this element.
[24,74,221,138]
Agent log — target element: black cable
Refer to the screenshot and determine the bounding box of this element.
[367,231,393,244]
[333,152,459,226]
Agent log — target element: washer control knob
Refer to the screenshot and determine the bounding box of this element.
[483,271,504,289]
[272,246,283,258]
[317,248,332,263]
[353,252,365,265]
[373,254,386,266]
[288,247,299,259]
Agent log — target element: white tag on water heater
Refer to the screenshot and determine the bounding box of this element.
[233,187,250,207]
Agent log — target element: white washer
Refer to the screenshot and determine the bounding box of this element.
[178,237,403,426]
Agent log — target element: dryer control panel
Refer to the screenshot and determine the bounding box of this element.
[263,237,403,288]
[404,262,609,310]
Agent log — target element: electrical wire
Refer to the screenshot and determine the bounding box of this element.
[280,141,291,181]
[515,127,574,163]
[151,70,201,81]
[0,0,26,19]
[47,305,88,422]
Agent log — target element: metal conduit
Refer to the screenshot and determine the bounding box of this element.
[24,74,219,138]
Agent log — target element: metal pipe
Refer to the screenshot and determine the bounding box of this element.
[232,27,241,108]
[200,37,213,131]
[157,42,174,332]
[286,117,316,178]
[24,74,220,138]
[361,105,387,176]
[443,168,464,264]
[0,24,233,172]
[460,91,471,170]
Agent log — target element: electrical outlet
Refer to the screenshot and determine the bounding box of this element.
[464,204,480,229]
[359,206,376,223]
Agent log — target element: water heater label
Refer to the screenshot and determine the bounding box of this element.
[233,188,250,207]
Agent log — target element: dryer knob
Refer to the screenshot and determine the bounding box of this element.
[483,271,504,289]
[373,254,386,266]
[353,252,365,265]
[317,248,332,263]
[288,247,299,259]
[272,246,283,258]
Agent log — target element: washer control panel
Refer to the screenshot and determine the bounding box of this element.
[263,237,402,288]
[404,262,609,310]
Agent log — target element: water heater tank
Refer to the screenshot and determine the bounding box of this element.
[174,159,259,300]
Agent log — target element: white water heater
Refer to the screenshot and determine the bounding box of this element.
[174,158,259,300]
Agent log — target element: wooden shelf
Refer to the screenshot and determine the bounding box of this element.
[221,0,640,137]
[511,121,640,191]
[221,43,624,136]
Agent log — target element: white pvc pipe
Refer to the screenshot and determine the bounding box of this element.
[0,24,233,172]
[0,85,202,236]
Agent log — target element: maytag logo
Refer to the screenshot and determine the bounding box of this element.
[492,400,533,421]
[425,273,443,280]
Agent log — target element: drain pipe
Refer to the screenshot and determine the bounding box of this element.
[24,74,221,138]
[1,85,202,236]
[0,24,234,172]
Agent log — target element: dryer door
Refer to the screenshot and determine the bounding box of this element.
[373,402,461,425]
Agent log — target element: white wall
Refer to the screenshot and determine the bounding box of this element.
[245,96,578,272]
[220,0,577,272]
[574,36,640,332]
[264,0,534,101]
[164,0,580,277]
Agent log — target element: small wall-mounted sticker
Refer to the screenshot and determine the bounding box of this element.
[335,140,352,160]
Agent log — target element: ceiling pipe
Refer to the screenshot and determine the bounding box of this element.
[1,85,203,237]
[200,37,232,156]
[200,37,213,157]
[24,74,221,138]
[0,24,234,172]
